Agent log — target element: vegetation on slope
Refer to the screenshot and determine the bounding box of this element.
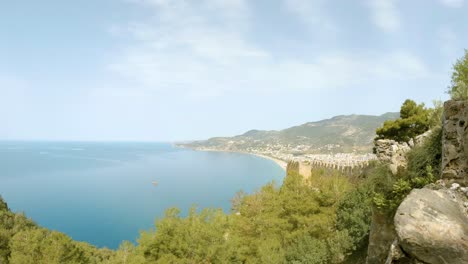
[0,98,444,264]
[0,99,443,264]
[449,49,468,100]
[132,168,375,264]
[375,99,443,142]
[1,167,374,264]
[183,113,399,154]
[2,49,465,264]
[0,197,115,264]
[372,100,443,213]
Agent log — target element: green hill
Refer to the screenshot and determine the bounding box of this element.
[181,112,399,154]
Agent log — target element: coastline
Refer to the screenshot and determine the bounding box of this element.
[186,148,287,171]
[248,153,288,171]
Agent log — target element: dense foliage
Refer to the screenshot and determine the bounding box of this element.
[132,169,373,264]
[0,197,115,264]
[0,95,448,263]
[449,49,468,100]
[0,168,374,264]
[371,126,442,213]
[371,97,443,213]
[375,99,431,142]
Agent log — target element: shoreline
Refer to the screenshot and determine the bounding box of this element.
[248,153,288,171]
[188,148,287,171]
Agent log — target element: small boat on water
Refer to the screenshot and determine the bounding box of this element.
[152,181,158,186]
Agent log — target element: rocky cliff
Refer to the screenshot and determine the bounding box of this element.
[392,183,468,264]
[442,100,467,186]
[374,130,432,175]
[367,100,468,264]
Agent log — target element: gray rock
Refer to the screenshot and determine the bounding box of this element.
[415,130,433,145]
[441,100,467,185]
[395,188,468,264]
[461,187,468,197]
[451,183,460,190]
[385,240,406,264]
[366,211,397,264]
[374,139,412,174]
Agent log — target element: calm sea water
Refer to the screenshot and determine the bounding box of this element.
[0,141,284,249]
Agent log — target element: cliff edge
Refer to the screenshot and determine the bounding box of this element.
[367,100,468,264]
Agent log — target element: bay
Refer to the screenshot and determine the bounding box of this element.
[0,141,284,249]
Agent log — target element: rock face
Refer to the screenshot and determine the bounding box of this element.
[442,100,468,185]
[368,136,427,264]
[394,186,468,264]
[374,139,412,175]
[366,211,396,264]
[373,130,433,175]
[368,100,468,264]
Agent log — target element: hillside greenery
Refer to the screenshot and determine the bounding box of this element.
[449,49,468,100]
[0,198,115,264]
[0,98,445,264]
[372,98,443,213]
[369,127,441,212]
[5,45,465,262]
[375,99,436,142]
[0,95,447,263]
[183,113,399,154]
[1,167,375,264]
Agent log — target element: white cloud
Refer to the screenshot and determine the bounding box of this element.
[439,0,464,8]
[437,26,459,58]
[283,0,338,37]
[367,0,400,33]
[0,75,33,138]
[108,0,431,99]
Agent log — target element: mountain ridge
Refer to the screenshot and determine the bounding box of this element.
[180,112,399,155]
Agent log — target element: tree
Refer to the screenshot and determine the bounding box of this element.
[285,235,329,264]
[428,100,444,127]
[376,99,430,142]
[257,237,285,264]
[107,241,145,264]
[335,186,372,252]
[9,229,90,264]
[449,49,468,100]
[0,196,8,212]
[137,207,230,263]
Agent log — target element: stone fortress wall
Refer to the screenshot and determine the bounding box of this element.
[287,153,377,177]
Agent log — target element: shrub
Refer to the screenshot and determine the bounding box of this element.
[369,126,442,213]
[449,49,468,100]
[376,99,430,142]
[335,186,372,252]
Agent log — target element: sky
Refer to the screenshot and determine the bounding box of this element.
[1,0,467,141]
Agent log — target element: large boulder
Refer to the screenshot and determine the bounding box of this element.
[394,187,468,264]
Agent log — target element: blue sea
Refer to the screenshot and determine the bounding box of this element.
[0,141,284,249]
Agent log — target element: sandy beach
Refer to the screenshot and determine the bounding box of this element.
[193,148,287,171]
[248,153,288,171]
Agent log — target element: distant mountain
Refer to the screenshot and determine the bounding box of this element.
[180,113,399,154]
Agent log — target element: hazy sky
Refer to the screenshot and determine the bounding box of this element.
[1,0,467,141]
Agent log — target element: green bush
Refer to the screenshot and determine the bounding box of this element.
[405,126,442,185]
[285,235,329,264]
[376,99,430,142]
[335,186,372,252]
[369,126,442,214]
[449,49,468,100]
